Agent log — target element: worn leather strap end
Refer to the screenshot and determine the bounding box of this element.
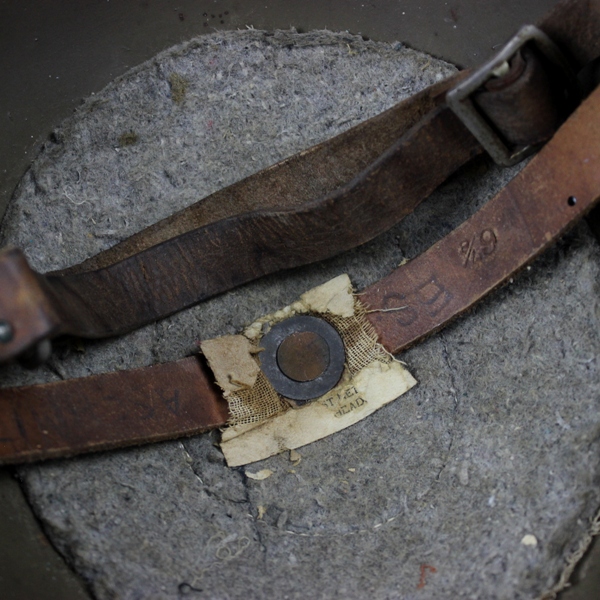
[0,247,61,363]
[0,356,230,464]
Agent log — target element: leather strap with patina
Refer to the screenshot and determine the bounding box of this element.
[1,80,600,465]
[0,357,229,463]
[1,0,597,365]
[362,83,600,353]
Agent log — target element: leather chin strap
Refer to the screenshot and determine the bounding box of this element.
[1,0,600,464]
[1,73,483,363]
[1,0,598,365]
[363,85,600,353]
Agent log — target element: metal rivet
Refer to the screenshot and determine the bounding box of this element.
[259,315,345,405]
[0,320,14,344]
[277,331,330,382]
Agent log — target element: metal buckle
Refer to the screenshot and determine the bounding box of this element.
[447,25,577,167]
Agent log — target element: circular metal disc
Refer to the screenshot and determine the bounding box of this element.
[259,315,345,404]
[277,331,330,382]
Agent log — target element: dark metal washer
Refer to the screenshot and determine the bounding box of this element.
[259,315,345,405]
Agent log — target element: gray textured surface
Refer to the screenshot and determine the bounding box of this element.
[1,30,599,599]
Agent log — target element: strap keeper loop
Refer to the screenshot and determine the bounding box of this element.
[447,25,578,166]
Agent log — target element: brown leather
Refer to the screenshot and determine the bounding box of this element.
[2,0,597,364]
[0,247,61,359]
[56,74,469,275]
[1,0,600,465]
[45,106,481,336]
[363,84,600,354]
[0,356,229,464]
[0,75,482,362]
[474,48,568,148]
[1,82,599,466]
[542,0,600,66]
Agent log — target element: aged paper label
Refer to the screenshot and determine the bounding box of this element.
[220,360,416,467]
[202,273,417,466]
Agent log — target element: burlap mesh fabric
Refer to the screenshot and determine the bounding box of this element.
[322,298,392,375]
[226,296,392,426]
[226,370,289,426]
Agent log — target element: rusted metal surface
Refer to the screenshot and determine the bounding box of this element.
[277,331,330,382]
[259,316,346,404]
[473,47,570,148]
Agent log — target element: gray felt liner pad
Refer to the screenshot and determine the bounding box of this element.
[1,30,599,600]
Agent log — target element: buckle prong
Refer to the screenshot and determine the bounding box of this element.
[447,25,577,167]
